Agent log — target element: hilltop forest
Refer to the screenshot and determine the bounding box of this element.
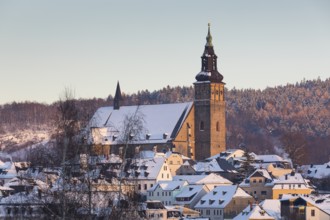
[0,78,329,164]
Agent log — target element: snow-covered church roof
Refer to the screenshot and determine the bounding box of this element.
[89,102,193,145]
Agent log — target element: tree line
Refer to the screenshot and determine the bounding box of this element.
[1,77,329,164]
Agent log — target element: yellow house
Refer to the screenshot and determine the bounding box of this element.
[272,172,314,199]
[266,163,292,179]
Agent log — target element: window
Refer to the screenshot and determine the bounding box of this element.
[206,210,210,215]
[157,192,159,196]
[253,179,256,183]
[261,191,267,195]
[311,209,315,217]
[150,184,153,188]
[144,184,147,190]
[167,174,169,179]
[169,192,171,196]
[138,184,141,190]
[259,179,262,183]
[200,121,204,131]
[216,121,219,131]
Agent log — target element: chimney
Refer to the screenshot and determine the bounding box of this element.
[163,133,168,139]
[135,146,140,154]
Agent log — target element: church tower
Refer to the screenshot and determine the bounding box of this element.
[194,24,226,160]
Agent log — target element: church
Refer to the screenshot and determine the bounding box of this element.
[89,24,226,161]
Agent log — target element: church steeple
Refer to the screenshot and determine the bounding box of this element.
[113,81,122,110]
[195,23,224,83]
[194,24,226,160]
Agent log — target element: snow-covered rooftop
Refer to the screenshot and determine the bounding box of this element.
[193,159,223,173]
[302,162,330,179]
[149,180,187,192]
[233,204,275,220]
[89,102,193,145]
[195,185,251,209]
[175,185,205,200]
[259,199,281,220]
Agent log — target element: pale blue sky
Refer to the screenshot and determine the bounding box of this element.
[0,0,329,104]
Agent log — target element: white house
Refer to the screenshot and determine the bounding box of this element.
[147,180,188,206]
[123,155,172,195]
[173,173,232,189]
[173,185,209,209]
[0,154,17,185]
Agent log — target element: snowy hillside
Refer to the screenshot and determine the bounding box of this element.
[0,126,54,159]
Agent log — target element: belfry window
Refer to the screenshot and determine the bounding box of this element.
[200,121,204,131]
[216,121,219,131]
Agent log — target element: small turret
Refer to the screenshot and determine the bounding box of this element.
[113,81,122,110]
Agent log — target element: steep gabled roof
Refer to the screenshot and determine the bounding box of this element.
[89,102,193,144]
[233,204,275,220]
[195,185,251,209]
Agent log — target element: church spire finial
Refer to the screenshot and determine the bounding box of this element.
[206,23,213,47]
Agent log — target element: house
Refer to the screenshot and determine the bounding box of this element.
[259,200,281,220]
[147,180,188,206]
[253,154,292,170]
[140,200,201,220]
[194,185,253,220]
[173,185,209,209]
[233,204,275,220]
[265,163,292,179]
[301,161,330,179]
[173,173,232,189]
[176,161,197,176]
[239,169,275,201]
[0,153,17,185]
[272,172,314,199]
[194,156,239,183]
[141,200,168,220]
[122,154,172,195]
[88,24,227,161]
[280,195,330,220]
[165,152,192,176]
[193,159,224,174]
[211,149,245,161]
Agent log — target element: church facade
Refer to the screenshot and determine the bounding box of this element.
[89,24,226,160]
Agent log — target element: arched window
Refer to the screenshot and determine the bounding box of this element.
[216,121,219,131]
[200,121,204,131]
